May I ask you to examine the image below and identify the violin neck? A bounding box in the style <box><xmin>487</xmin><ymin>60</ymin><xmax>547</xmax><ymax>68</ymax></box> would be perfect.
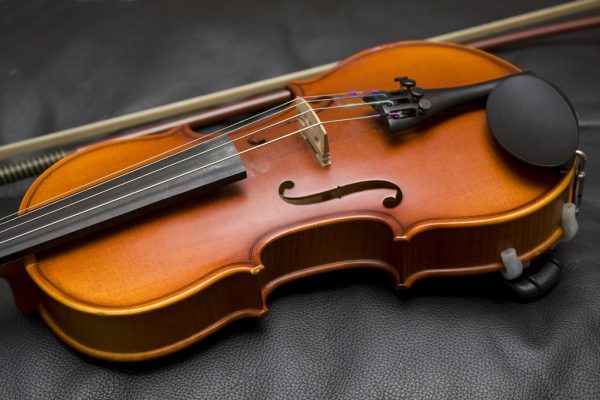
<box><xmin>0</xmin><ymin>136</ymin><xmax>246</xmax><ymax>265</ymax></box>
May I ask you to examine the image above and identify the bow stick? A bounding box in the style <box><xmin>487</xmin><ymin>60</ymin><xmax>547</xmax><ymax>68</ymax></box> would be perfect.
<box><xmin>0</xmin><ymin>0</ymin><xmax>598</xmax><ymax>160</ymax></box>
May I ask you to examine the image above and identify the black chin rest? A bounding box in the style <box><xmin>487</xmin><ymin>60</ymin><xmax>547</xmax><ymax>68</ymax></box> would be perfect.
<box><xmin>486</xmin><ymin>75</ymin><xmax>579</xmax><ymax>168</ymax></box>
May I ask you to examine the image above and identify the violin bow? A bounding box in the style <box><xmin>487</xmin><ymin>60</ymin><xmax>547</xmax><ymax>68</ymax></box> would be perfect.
<box><xmin>0</xmin><ymin>0</ymin><xmax>599</xmax><ymax>160</ymax></box>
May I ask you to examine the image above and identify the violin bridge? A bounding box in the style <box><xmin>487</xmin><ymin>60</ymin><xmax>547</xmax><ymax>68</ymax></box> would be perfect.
<box><xmin>295</xmin><ymin>97</ymin><xmax>331</xmax><ymax>167</ymax></box>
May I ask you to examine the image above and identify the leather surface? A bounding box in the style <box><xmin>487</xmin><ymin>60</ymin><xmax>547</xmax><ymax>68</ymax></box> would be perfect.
<box><xmin>1</xmin><ymin>1</ymin><xmax>599</xmax><ymax>399</ymax></box>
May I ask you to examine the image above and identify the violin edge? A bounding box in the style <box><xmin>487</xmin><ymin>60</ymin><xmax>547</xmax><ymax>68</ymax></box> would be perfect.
<box><xmin>0</xmin><ymin>39</ymin><xmax>581</xmax><ymax>362</ymax></box>
<box><xmin>13</xmin><ymin>168</ymin><xmax>570</xmax><ymax>362</ymax></box>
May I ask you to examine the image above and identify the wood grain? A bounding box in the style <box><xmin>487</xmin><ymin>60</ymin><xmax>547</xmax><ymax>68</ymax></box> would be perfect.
<box><xmin>1</xmin><ymin>41</ymin><xmax>575</xmax><ymax>361</ymax></box>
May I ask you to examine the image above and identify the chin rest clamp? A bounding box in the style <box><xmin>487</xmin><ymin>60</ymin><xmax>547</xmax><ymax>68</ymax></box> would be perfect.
<box><xmin>501</xmin><ymin>252</ymin><xmax>561</xmax><ymax>302</ymax></box>
<box><xmin>499</xmin><ymin>202</ymin><xmax>578</xmax><ymax>302</ymax></box>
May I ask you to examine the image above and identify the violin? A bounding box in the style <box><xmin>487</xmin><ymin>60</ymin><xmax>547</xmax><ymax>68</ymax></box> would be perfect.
<box><xmin>0</xmin><ymin>41</ymin><xmax>585</xmax><ymax>361</ymax></box>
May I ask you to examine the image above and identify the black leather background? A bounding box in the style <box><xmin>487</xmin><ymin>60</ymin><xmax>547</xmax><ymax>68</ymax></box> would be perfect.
<box><xmin>1</xmin><ymin>1</ymin><xmax>599</xmax><ymax>399</ymax></box>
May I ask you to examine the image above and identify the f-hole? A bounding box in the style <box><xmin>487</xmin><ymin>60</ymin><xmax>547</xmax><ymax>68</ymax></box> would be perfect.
<box><xmin>279</xmin><ymin>179</ymin><xmax>402</xmax><ymax>208</ymax></box>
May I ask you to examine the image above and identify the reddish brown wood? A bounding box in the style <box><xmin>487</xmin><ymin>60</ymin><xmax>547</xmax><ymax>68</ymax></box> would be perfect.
<box><xmin>0</xmin><ymin>41</ymin><xmax>576</xmax><ymax>361</ymax></box>
<box><xmin>469</xmin><ymin>15</ymin><xmax>600</xmax><ymax>50</ymax></box>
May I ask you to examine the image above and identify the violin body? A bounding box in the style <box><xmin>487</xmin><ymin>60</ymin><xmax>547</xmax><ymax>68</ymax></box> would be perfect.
<box><xmin>0</xmin><ymin>42</ymin><xmax>575</xmax><ymax>361</ymax></box>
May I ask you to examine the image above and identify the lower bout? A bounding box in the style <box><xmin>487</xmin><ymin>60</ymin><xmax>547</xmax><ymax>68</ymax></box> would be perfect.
<box><xmin>37</xmin><ymin>269</ymin><xmax>266</xmax><ymax>362</ymax></box>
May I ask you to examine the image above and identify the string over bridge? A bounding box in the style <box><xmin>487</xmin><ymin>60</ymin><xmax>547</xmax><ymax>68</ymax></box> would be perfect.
<box><xmin>295</xmin><ymin>97</ymin><xmax>331</xmax><ymax>167</ymax></box>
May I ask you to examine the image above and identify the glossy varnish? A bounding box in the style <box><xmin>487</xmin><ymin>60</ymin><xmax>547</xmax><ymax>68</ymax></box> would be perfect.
<box><xmin>0</xmin><ymin>42</ymin><xmax>573</xmax><ymax>361</ymax></box>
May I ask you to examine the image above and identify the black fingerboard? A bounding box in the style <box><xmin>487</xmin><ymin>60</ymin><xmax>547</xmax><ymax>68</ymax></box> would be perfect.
<box><xmin>0</xmin><ymin>135</ymin><xmax>246</xmax><ymax>264</ymax></box>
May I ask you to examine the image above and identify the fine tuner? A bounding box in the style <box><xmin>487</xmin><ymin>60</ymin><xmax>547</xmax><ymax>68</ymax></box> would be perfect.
<box><xmin>365</xmin><ymin>73</ymin><xmax>579</xmax><ymax>169</ymax></box>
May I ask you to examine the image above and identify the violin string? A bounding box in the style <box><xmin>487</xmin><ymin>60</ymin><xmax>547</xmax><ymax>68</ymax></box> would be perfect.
<box><xmin>0</xmin><ymin>91</ymin><xmax>371</xmax><ymax>223</ymax></box>
<box><xmin>0</xmin><ymin>111</ymin><xmax>390</xmax><ymax>247</ymax></box>
<box><xmin>0</xmin><ymin>90</ymin><xmax>379</xmax><ymax>226</ymax></box>
<box><xmin>0</xmin><ymin>95</ymin><xmax>386</xmax><ymax>235</ymax></box>
<box><xmin>0</xmin><ymin>96</ymin><xmax>391</xmax><ymax>237</ymax></box>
